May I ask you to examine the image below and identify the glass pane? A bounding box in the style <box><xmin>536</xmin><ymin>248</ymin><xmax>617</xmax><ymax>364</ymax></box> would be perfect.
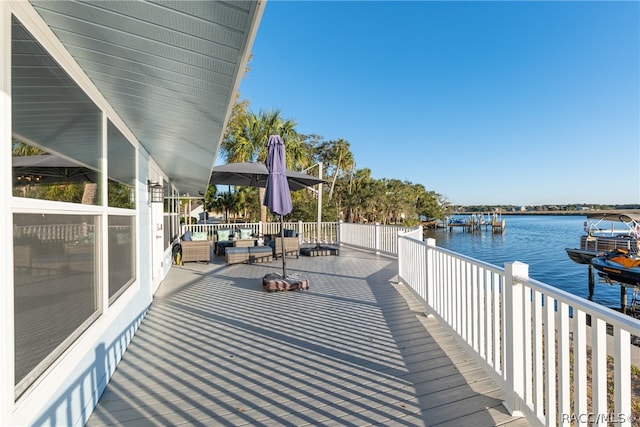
<box><xmin>164</xmin><ymin>215</ymin><xmax>172</xmax><ymax>250</ymax></box>
<box><xmin>107</xmin><ymin>122</ymin><xmax>135</xmax><ymax>208</ymax></box>
<box><xmin>12</xmin><ymin>18</ymin><xmax>102</xmax><ymax>205</ymax></box>
<box><xmin>14</xmin><ymin>214</ymin><xmax>99</xmax><ymax>392</ymax></box>
<box><xmin>108</xmin><ymin>215</ymin><xmax>136</xmax><ymax>302</ymax></box>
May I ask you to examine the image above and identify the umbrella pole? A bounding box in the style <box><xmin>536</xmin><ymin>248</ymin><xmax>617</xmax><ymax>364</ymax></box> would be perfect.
<box><xmin>316</xmin><ymin>162</ymin><xmax>323</xmax><ymax>248</ymax></box>
<box><xmin>280</xmin><ymin>214</ymin><xmax>287</xmax><ymax>278</ymax></box>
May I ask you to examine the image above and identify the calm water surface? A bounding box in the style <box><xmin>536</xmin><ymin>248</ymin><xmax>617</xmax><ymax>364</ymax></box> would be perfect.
<box><xmin>423</xmin><ymin>215</ymin><xmax>629</xmax><ymax>309</ymax></box>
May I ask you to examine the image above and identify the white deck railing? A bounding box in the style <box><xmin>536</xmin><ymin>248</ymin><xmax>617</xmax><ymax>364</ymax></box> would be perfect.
<box><xmin>339</xmin><ymin>221</ymin><xmax>419</xmax><ymax>255</ymax></box>
<box><xmin>182</xmin><ymin>221</ymin><xmax>340</xmax><ymax>244</ymax></box>
<box><xmin>180</xmin><ymin>220</ymin><xmax>640</xmax><ymax>425</ymax></box>
<box><xmin>396</xmin><ymin>231</ymin><xmax>640</xmax><ymax>427</ymax></box>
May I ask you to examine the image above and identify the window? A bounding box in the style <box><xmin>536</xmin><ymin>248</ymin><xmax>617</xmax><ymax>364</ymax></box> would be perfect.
<box><xmin>108</xmin><ymin>215</ymin><xmax>135</xmax><ymax>302</ymax></box>
<box><xmin>107</xmin><ymin>121</ymin><xmax>135</xmax><ymax>209</ymax></box>
<box><xmin>10</xmin><ymin>13</ymin><xmax>144</xmax><ymax>398</ymax></box>
<box><xmin>11</xmin><ymin>17</ymin><xmax>102</xmax><ymax>205</ymax></box>
<box><xmin>164</xmin><ymin>184</ymin><xmax>180</xmax><ymax>249</ymax></box>
<box><xmin>11</xmin><ymin>17</ymin><xmax>104</xmax><ymax>398</ymax></box>
<box><xmin>13</xmin><ymin>214</ymin><xmax>99</xmax><ymax>397</ymax></box>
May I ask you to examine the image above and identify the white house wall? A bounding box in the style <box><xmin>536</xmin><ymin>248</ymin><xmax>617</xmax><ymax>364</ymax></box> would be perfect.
<box><xmin>2</xmin><ymin>2</ymin><xmax>175</xmax><ymax>425</ymax></box>
<box><xmin>1</xmin><ymin>1</ymin><xmax>16</xmax><ymax>425</ymax></box>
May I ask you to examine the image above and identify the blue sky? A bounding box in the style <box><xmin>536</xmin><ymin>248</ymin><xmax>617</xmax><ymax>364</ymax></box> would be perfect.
<box><xmin>237</xmin><ymin>1</ymin><xmax>639</xmax><ymax>206</ymax></box>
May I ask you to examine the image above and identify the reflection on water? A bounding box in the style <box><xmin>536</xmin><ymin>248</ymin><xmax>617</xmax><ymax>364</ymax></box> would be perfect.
<box><xmin>424</xmin><ymin>215</ymin><xmax>628</xmax><ymax>310</ymax></box>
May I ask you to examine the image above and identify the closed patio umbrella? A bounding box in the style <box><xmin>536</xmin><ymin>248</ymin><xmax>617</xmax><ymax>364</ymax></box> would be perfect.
<box><xmin>264</xmin><ymin>135</ymin><xmax>292</xmax><ymax>278</ymax></box>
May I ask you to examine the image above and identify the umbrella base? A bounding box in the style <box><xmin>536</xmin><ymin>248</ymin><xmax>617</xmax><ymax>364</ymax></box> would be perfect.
<box><xmin>263</xmin><ymin>272</ymin><xmax>309</xmax><ymax>292</ymax></box>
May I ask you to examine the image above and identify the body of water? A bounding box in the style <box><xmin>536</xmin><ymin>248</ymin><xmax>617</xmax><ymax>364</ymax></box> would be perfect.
<box><xmin>423</xmin><ymin>215</ymin><xmax>632</xmax><ymax>310</ymax></box>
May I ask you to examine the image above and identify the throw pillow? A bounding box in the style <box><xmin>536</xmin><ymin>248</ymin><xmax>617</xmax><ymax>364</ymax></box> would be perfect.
<box><xmin>191</xmin><ymin>231</ymin><xmax>208</xmax><ymax>241</ymax></box>
<box><xmin>239</xmin><ymin>228</ymin><xmax>252</xmax><ymax>240</ymax></box>
<box><xmin>182</xmin><ymin>230</ymin><xmax>192</xmax><ymax>241</ymax></box>
<box><xmin>216</xmin><ymin>229</ymin><xmax>231</xmax><ymax>242</ymax></box>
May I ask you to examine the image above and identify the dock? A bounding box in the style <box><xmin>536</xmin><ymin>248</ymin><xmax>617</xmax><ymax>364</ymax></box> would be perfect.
<box><xmin>442</xmin><ymin>213</ymin><xmax>506</xmax><ymax>233</ymax></box>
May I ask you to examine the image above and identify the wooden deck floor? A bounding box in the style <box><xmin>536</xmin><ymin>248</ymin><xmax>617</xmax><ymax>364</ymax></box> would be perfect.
<box><xmin>87</xmin><ymin>247</ymin><xmax>530</xmax><ymax>426</ymax></box>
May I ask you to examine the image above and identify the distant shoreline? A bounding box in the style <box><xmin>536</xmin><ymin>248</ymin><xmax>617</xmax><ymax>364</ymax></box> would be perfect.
<box><xmin>457</xmin><ymin>210</ymin><xmax>640</xmax><ymax>216</ymax></box>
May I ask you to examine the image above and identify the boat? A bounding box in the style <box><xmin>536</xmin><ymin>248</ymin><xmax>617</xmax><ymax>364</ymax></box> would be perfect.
<box><xmin>565</xmin><ymin>211</ymin><xmax>640</xmax><ymax>265</ymax></box>
<box><xmin>591</xmin><ymin>249</ymin><xmax>640</xmax><ymax>287</ymax></box>
<box><xmin>566</xmin><ymin>247</ymin><xmax>605</xmax><ymax>265</ymax></box>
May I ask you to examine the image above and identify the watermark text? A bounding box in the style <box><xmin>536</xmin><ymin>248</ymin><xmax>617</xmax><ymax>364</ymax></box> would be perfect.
<box><xmin>561</xmin><ymin>413</ymin><xmax>636</xmax><ymax>424</ymax></box>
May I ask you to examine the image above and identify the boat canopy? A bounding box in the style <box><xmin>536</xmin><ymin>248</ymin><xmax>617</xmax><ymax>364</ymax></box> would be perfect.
<box><xmin>586</xmin><ymin>212</ymin><xmax>640</xmax><ymax>224</ymax></box>
<box><xmin>582</xmin><ymin>212</ymin><xmax>640</xmax><ymax>239</ymax></box>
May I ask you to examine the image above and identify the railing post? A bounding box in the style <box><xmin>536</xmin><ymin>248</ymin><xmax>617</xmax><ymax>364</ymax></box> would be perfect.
<box><xmin>503</xmin><ymin>261</ymin><xmax>528</xmax><ymax>416</ymax></box>
<box><xmin>397</xmin><ymin>232</ymin><xmax>404</xmax><ymax>288</ymax></box>
<box><xmin>374</xmin><ymin>222</ymin><xmax>380</xmax><ymax>254</ymax></box>
<box><xmin>298</xmin><ymin>220</ymin><xmax>303</xmax><ymax>243</ymax></box>
<box><xmin>424</xmin><ymin>238</ymin><xmax>436</xmax><ymax>317</ymax></box>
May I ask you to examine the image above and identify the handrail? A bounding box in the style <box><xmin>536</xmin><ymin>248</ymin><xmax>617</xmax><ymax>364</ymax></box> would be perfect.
<box><xmin>178</xmin><ymin>220</ymin><xmax>640</xmax><ymax>425</ymax></box>
<box><xmin>397</xmin><ymin>233</ymin><xmax>640</xmax><ymax>427</ymax></box>
<box><xmin>339</xmin><ymin>221</ymin><xmax>420</xmax><ymax>255</ymax></box>
<box><xmin>181</xmin><ymin>221</ymin><xmax>340</xmax><ymax>245</ymax></box>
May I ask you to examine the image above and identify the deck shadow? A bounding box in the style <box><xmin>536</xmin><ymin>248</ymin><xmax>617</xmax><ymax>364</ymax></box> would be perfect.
<box><xmin>86</xmin><ymin>247</ymin><xmax>529</xmax><ymax>426</ymax></box>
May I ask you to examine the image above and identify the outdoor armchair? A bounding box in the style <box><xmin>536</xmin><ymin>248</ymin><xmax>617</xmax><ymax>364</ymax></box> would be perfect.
<box><xmin>271</xmin><ymin>237</ymin><xmax>299</xmax><ymax>259</ymax></box>
<box><xmin>267</xmin><ymin>230</ymin><xmax>300</xmax><ymax>259</ymax></box>
<box><xmin>180</xmin><ymin>231</ymin><xmax>211</xmax><ymax>263</ymax></box>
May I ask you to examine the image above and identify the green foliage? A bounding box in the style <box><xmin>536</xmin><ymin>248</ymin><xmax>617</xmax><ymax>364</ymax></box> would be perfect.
<box><xmin>12</xmin><ymin>139</ymin><xmax>45</xmax><ymax>156</ymax></box>
<box><xmin>15</xmin><ymin>183</ymin><xmax>85</xmax><ymax>203</ymax></box>
<box><xmin>203</xmin><ymin>185</ymin><xmax>218</xmax><ymax>212</ymax></box>
<box><xmin>108</xmin><ymin>182</ymin><xmax>134</xmax><ymax>209</ymax></box>
<box><xmin>220</xmin><ymin>106</ymin><xmax>308</xmax><ymax>166</ymax></box>
<box><xmin>218</xmin><ymin>99</ymin><xmax>450</xmax><ymax>224</ymax></box>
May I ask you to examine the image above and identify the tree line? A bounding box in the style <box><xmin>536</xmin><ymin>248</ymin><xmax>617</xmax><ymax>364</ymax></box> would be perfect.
<box><xmin>205</xmin><ymin>100</ymin><xmax>449</xmax><ymax>225</ymax></box>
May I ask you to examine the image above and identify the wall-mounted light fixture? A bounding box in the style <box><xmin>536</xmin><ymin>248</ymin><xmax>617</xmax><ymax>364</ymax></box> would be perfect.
<box><xmin>147</xmin><ymin>180</ymin><xmax>164</xmax><ymax>203</ymax></box>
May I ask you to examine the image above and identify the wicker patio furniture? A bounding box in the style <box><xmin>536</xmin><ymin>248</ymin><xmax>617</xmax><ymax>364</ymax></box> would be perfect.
<box><xmin>271</xmin><ymin>236</ymin><xmax>299</xmax><ymax>259</ymax></box>
<box><xmin>214</xmin><ymin>228</ymin><xmax>233</xmax><ymax>256</ymax></box>
<box><xmin>181</xmin><ymin>240</ymin><xmax>211</xmax><ymax>263</ymax></box>
<box><xmin>180</xmin><ymin>231</ymin><xmax>211</xmax><ymax>263</ymax></box>
<box><xmin>233</xmin><ymin>239</ymin><xmax>255</xmax><ymax>248</ymax></box>
<box><xmin>225</xmin><ymin>246</ymin><xmax>273</xmax><ymax>265</ymax></box>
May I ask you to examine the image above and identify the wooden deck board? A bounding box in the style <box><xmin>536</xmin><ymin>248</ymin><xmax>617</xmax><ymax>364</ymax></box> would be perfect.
<box><xmin>86</xmin><ymin>247</ymin><xmax>529</xmax><ymax>426</ymax></box>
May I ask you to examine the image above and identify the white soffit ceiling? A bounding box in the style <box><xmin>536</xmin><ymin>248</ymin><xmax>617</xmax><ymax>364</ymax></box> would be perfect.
<box><xmin>28</xmin><ymin>0</ymin><xmax>264</xmax><ymax>195</ymax></box>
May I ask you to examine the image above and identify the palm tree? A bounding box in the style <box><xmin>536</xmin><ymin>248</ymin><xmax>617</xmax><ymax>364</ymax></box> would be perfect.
<box><xmin>222</xmin><ymin>108</ymin><xmax>300</xmax><ymax>163</ymax></box>
<box><xmin>220</xmin><ymin>106</ymin><xmax>309</xmax><ymax>224</ymax></box>
<box><xmin>234</xmin><ymin>186</ymin><xmax>259</xmax><ymax>222</ymax></box>
<box><xmin>214</xmin><ymin>191</ymin><xmax>236</xmax><ymax>223</ymax></box>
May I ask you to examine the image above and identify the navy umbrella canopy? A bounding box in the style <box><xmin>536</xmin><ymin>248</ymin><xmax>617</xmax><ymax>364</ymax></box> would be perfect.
<box><xmin>209</xmin><ymin>161</ymin><xmax>323</xmax><ymax>191</ymax></box>
<box><xmin>12</xmin><ymin>154</ymin><xmax>97</xmax><ymax>184</ymax></box>
<box><xmin>209</xmin><ymin>137</ymin><xmax>325</xmax><ymax>278</ymax></box>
